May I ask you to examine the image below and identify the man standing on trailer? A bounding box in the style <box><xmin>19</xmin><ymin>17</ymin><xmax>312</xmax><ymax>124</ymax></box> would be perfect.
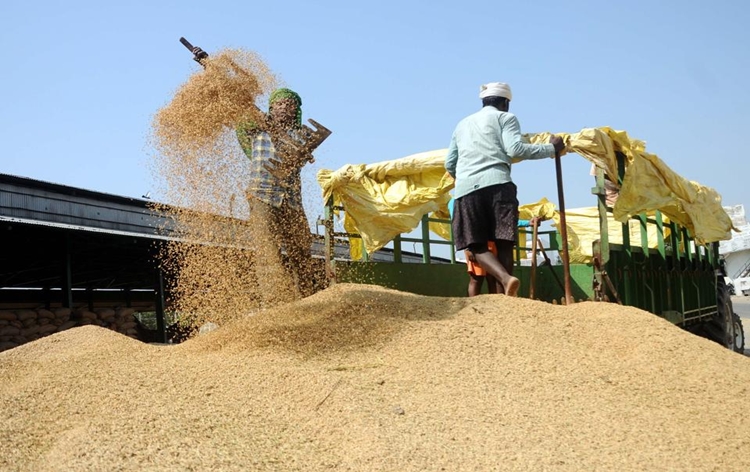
<box><xmin>445</xmin><ymin>82</ymin><xmax>564</xmax><ymax>296</ymax></box>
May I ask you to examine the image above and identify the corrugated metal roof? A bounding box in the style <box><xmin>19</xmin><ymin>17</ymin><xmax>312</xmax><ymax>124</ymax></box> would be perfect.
<box><xmin>0</xmin><ymin>172</ymin><xmax>447</xmax><ymax>263</ymax></box>
<box><xmin>0</xmin><ymin>173</ymin><xmax>152</xmax><ymax>207</ymax></box>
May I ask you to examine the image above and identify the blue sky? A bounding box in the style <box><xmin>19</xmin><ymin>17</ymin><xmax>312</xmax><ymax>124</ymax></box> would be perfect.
<box><xmin>2</xmin><ymin>0</ymin><xmax>749</xmax><ymax>226</ymax></box>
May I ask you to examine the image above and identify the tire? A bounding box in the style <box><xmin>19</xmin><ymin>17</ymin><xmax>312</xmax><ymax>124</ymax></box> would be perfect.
<box><xmin>733</xmin><ymin>313</ymin><xmax>746</xmax><ymax>354</ymax></box>
<box><xmin>701</xmin><ymin>278</ymin><xmax>735</xmax><ymax>350</ymax></box>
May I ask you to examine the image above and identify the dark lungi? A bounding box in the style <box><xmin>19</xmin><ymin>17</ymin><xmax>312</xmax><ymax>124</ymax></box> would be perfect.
<box><xmin>452</xmin><ymin>182</ymin><xmax>519</xmax><ymax>251</ymax></box>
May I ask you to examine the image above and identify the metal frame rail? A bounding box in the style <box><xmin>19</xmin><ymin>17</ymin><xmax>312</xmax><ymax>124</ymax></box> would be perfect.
<box><xmin>592</xmin><ymin>152</ymin><xmax>720</xmax><ymax>325</ymax></box>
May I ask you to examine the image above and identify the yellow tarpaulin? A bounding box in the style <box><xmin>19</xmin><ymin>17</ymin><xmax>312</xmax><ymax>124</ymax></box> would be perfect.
<box><xmin>551</xmin><ymin>207</ymin><xmax>669</xmax><ymax>264</ymax></box>
<box><xmin>527</xmin><ymin>127</ymin><xmax>734</xmax><ymax>244</ymax></box>
<box><xmin>317</xmin><ymin>127</ymin><xmax>733</xmax><ymax>261</ymax></box>
<box><xmin>316</xmin><ymin>150</ymin><xmax>454</xmax><ymax>260</ymax></box>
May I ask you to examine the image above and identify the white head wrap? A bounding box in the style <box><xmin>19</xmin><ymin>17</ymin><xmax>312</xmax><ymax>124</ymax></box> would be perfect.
<box><xmin>479</xmin><ymin>82</ymin><xmax>512</xmax><ymax>101</ymax></box>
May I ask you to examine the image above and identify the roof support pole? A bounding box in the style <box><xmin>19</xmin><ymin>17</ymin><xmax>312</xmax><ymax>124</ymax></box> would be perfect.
<box><xmin>154</xmin><ymin>268</ymin><xmax>167</xmax><ymax>344</ymax></box>
<box><xmin>62</xmin><ymin>233</ymin><xmax>73</xmax><ymax>309</ymax></box>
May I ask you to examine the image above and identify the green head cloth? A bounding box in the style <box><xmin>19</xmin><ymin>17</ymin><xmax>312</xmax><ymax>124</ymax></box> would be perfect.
<box><xmin>269</xmin><ymin>88</ymin><xmax>302</xmax><ymax>126</ymax></box>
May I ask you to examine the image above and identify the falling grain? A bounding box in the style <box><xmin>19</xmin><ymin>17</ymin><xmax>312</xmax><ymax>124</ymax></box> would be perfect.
<box><xmin>149</xmin><ymin>48</ymin><xmax>310</xmax><ymax>328</ymax></box>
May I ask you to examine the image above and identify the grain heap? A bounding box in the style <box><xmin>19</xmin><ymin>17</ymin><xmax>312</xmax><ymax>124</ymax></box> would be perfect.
<box><xmin>151</xmin><ymin>49</ymin><xmax>294</xmax><ymax>327</ymax></box>
<box><xmin>0</xmin><ymin>307</ymin><xmax>139</xmax><ymax>352</ymax></box>
<box><xmin>2</xmin><ymin>283</ymin><xmax>750</xmax><ymax>471</ymax></box>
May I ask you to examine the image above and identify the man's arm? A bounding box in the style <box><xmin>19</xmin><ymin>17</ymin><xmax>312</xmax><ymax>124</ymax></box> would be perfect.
<box><xmin>445</xmin><ymin>132</ymin><xmax>459</xmax><ymax>177</ymax></box>
<box><xmin>500</xmin><ymin>114</ymin><xmax>556</xmax><ymax>161</ymax></box>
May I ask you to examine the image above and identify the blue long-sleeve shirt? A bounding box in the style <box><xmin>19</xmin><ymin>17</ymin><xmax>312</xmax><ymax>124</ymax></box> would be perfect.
<box><xmin>445</xmin><ymin>106</ymin><xmax>555</xmax><ymax>199</ymax></box>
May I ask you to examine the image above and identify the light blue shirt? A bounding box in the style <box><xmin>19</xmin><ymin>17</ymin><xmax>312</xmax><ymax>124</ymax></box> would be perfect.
<box><xmin>445</xmin><ymin>106</ymin><xmax>555</xmax><ymax>199</ymax></box>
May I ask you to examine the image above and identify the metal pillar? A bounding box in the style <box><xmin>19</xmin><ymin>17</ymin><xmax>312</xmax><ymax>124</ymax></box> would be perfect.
<box><xmin>62</xmin><ymin>233</ymin><xmax>73</xmax><ymax>309</ymax></box>
<box><xmin>592</xmin><ymin>166</ymin><xmax>611</xmax><ymax>302</ymax></box>
<box><xmin>593</xmin><ymin>167</ymin><xmax>610</xmax><ymax>262</ymax></box>
<box><xmin>43</xmin><ymin>284</ymin><xmax>51</xmax><ymax>310</ymax></box>
<box><xmin>154</xmin><ymin>268</ymin><xmax>167</xmax><ymax>344</ymax></box>
<box><xmin>87</xmin><ymin>286</ymin><xmax>94</xmax><ymax>312</ymax></box>
<box><xmin>323</xmin><ymin>198</ymin><xmax>336</xmax><ymax>284</ymax></box>
<box><xmin>420</xmin><ymin>215</ymin><xmax>432</xmax><ymax>264</ymax></box>
<box><xmin>393</xmin><ymin>235</ymin><xmax>403</xmax><ymax>263</ymax></box>
<box><xmin>616</xmin><ymin>152</ymin><xmax>632</xmax><ymax>305</ymax></box>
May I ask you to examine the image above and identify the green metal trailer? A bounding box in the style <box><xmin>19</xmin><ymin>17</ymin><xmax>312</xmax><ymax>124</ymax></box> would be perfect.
<box><xmin>321</xmin><ymin>152</ymin><xmax>745</xmax><ymax>353</ymax></box>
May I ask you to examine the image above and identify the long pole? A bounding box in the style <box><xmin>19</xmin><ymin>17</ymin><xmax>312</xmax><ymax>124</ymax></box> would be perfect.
<box><xmin>554</xmin><ymin>154</ymin><xmax>574</xmax><ymax>305</ymax></box>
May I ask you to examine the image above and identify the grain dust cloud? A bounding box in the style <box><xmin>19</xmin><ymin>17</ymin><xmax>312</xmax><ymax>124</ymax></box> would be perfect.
<box><xmin>149</xmin><ymin>48</ymin><xmax>315</xmax><ymax>329</ymax></box>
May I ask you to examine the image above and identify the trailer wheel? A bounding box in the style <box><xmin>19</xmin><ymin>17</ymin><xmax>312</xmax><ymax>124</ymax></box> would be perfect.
<box><xmin>733</xmin><ymin>313</ymin><xmax>745</xmax><ymax>354</ymax></box>
<box><xmin>719</xmin><ymin>278</ymin><xmax>736</xmax><ymax>349</ymax></box>
<box><xmin>701</xmin><ymin>278</ymin><xmax>736</xmax><ymax>350</ymax></box>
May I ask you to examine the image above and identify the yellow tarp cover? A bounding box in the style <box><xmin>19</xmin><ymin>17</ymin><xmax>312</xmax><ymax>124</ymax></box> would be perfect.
<box><xmin>317</xmin><ymin>127</ymin><xmax>733</xmax><ymax>260</ymax></box>
<box><xmin>527</xmin><ymin>127</ymin><xmax>734</xmax><ymax>244</ymax></box>
<box><xmin>552</xmin><ymin>207</ymin><xmax>669</xmax><ymax>264</ymax></box>
<box><xmin>316</xmin><ymin>150</ymin><xmax>454</xmax><ymax>260</ymax></box>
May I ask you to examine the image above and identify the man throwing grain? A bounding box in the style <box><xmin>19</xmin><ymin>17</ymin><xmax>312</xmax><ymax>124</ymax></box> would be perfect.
<box><xmin>237</xmin><ymin>88</ymin><xmax>316</xmax><ymax>303</ymax></box>
<box><xmin>445</xmin><ymin>82</ymin><xmax>564</xmax><ymax>297</ymax></box>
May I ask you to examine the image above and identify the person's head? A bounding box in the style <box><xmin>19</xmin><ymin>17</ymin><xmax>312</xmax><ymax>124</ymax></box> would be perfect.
<box><xmin>268</xmin><ymin>88</ymin><xmax>302</xmax><ymax>127</ymax></box>
<box><xmin>479</xmin><ymin>82</ymin><xmax>512</xmax><ymax>112</ymax></box>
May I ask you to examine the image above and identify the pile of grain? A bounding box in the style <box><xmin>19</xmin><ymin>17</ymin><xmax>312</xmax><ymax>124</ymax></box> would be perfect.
<box><xmin>0</xmin><ymin>307</ymin><xmax>138</xmax><ymax>353</ymax></box>
<box><xmin>150</xmin><ymin>49</ymin><xmax>295</xmax><ymax>327</ymax></box>
<box><xmin>2</xmin><ymin>284</ymin><xmax>750</xmax><ymax>471</ymax></box>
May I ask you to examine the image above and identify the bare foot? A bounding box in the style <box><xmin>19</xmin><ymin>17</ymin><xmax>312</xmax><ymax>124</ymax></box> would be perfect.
<box><xmin>505</xmin><ymin>277</ymin><xmax>520</xmax><ymax>297</ymax></box>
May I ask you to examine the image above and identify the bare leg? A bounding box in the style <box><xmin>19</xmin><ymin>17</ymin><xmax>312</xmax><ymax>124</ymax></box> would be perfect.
<box><xmin>471</xmin><ymin>243</ymin><xmax>520</xmax><ymax>297</ymax></box>
<box><xmin>495</xmin><ymin>239</ymin><xmax>515</xmax><ymax>277</ymax></box>
<box><xmin>495</xmin><ymin>239</ymin><xmax>519</xmax><ymax>296</ymax></box>
<box><xmin>486</xmin><ymin>275</ymin><xmax>501</xmax><ymax>294</ymax></box>
<box><xmin>467</xmin><ymin>274</ymin><xmax>485</xmax><ymax>297</ymax></box>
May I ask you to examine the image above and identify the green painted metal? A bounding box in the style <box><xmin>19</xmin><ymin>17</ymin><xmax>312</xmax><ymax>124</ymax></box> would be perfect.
<box><xmin>593</xmin><ymin>167</ymin><xmax>610</xmax><ymax>264</ymax></box>
<box><xmin>639</xmin><ymin>213</ymin><xmax>649</xmax><ymax>258</ymax></box>
<box><xmin>335</xmin><ymin>261</ymin><xmax>467</xmax><ymax>297</ymax></box>
<box><xmin>393</xmin><ymin>234</ymin><xmax>402</xmax><ymax>263</ymax></box>
<box><xmin>591</xmin><ymin>167</ymin><xmax>611</xmax><ymax>302</ymax></box>
<box><xmin>596</xmin><ymin>188</ymin><xmax>720</xmax><ymax>325</ymax></box>
<box><xmin>615</xmin><ymin>153</ymin><xmax>633</xmax><ymax>306</ymax></box>
<box><xmin>334</xmin><ymin>260</ymin><xmax>594</xmax><ymax>301</ymax></box>
<box><xmin>322</xmin><ymin>198</ymin><xmax>336</xmax><ymax>282</ymax></box>
<box><xmin>655</xmin><ymin>211</ymin><xmax>666</xmax><ymax>259</ymax></box>
<box><xmin>420</xmin><ymin>214</ymin><xmax>431</xmax><ymax>264</ymax></box>
<box><xmin>448</xmin><ymin>217</ymin><xmax>456</xmax><ymax>263</ymax></box>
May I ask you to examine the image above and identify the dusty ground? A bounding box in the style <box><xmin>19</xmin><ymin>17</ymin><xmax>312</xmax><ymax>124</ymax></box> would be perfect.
<box><xmin>2</xmin><ymin>283</ymin><xmax>750</xmax><ymax>471</ymax></box>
